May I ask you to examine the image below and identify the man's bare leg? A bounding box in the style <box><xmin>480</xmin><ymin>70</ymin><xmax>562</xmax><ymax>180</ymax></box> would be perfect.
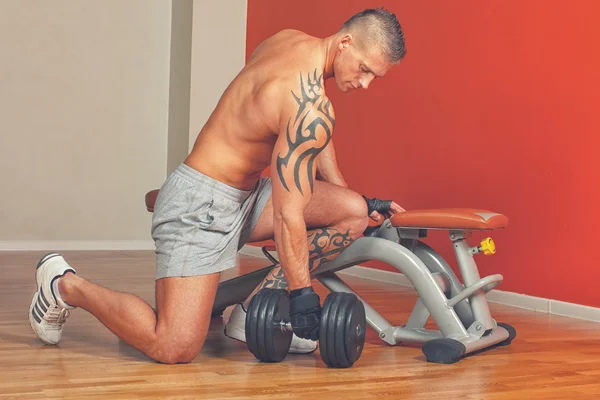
<box><xmin>57</xmin><ymin>270</ymin><xmax>220</xmax><ymax>364</ymax></box>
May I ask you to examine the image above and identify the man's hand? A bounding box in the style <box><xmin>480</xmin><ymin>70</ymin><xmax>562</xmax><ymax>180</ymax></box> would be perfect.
<box><xmin>363</xmin><ymin>196</ymin><xmax>405</xmax><ymax>222</ymax></box>
<box><xmin>289</xmin><ymin>287</ymin><xmax>321</xmax><ymax>340</ymax></box>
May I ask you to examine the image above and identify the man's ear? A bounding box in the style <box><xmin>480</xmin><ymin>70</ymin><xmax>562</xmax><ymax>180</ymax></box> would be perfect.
<box><xmin>338</xmin><ymin>33</ymin><xmax>353</xmax><ymax>52</ymax></box>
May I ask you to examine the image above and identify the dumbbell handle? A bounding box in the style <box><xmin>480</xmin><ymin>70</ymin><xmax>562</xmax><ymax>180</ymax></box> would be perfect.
<box><xmin>279</xmin><ymin>320</ymin><xmax>293</xmax><ymax>332</ymax></box>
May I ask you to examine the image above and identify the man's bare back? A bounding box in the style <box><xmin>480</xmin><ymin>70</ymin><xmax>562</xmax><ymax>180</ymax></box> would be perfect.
<box><xmin>185</xmin><ymin>30</ymin><xmax>331</xmax><ymax>191</ymax></box>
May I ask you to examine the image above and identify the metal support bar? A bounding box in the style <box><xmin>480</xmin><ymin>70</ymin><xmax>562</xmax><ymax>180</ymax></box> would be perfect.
<box><xmin>452</xmin><ymin>233</ymin><xmax>496</xmax><ymax>331</ymax></box>
<box><xmin>446</xmin><ymin>274</ymin><xmax>503</xmax><ymax>308</ymax></box>
<box><xmin>406</xmin><ymin>272</ymin><xmax>450</xmax><ymax>328</ymax></box>
<box><xmin>393</xmin><ymin>327</ymin><xmax>443</xmax><ymax>344</ymax></box>
<box><xmin>412</xmin><ymin>240</ymin><xmax>475</xmax><ymax>327</ymax></box>
<box><xmin>459</xmin><ymin>325</ymin><xmax>510</xmax><ymax>354</ymax></box>
<box><xmin>314</xmin><ymin>237</ymin><xmax>469</xmax><ymax>339</ymax></box>
<box><xmin>406</xmin><ymin>298</ymin><xmax>429</xmax><ymax>329</ymax></box>
<box><xmin>317</xmin><ymin>271</ymin><xmax>396</xmax><ymax>344</ymax></box>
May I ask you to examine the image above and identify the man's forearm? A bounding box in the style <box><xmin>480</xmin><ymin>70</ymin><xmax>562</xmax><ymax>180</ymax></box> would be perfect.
<box><xmin>273</xmin><ymin>212</ymin><xmax>311</xmax><ymax>290</ymax></box>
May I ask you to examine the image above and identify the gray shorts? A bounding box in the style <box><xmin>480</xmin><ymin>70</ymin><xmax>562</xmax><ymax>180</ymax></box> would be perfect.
<box><xmin>151</xmin><ymin>163</ymin><xmax>272</xmax><ymax>279</ymax></box>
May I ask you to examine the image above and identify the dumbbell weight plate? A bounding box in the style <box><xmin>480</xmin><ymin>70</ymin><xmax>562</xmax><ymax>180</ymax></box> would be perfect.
<box><xmin>319</xmin><ymin>292</ymin><xmax>366</xmax><ymax>368</ymax></box>
<box><xmin>320</xmin><ymin>291</ymin><xmax>344</xmax><ymax>367</ymax></box>
<box><xmin>245</xmin><ymin>288</ymin><xmax>293</xmax><ymax>363</ymax></box>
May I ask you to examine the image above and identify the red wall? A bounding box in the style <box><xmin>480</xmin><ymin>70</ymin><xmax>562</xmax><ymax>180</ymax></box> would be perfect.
<box><xmin>246</xmin><ymin>1</ymin><xmax>600</xmax><ymax>308</ymax></box>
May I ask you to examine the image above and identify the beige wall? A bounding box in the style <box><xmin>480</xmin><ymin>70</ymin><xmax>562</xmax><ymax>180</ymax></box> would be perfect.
<box><xmin>0</xmin><ymin>0</ymin><xmax>249</xmax><ymax>249</ymax></box>
<box><xmin>188</xmin><ymin>1</ymin><xmax>248</xmax><ymax>150</ymax></box>
<box><xmin>0</xmin><ymin>1</ymin><xmax>171</xmax><ymax>244</ymax></box>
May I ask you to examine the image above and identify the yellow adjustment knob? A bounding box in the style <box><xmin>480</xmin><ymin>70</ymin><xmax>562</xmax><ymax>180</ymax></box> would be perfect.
<box><xmin>480</xmin><ymin>237</ymin><xmax>496</xmax><ymax>255</ymax></box>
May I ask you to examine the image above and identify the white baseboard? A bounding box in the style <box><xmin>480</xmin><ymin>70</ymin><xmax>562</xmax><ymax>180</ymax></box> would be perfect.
<box><xmin>0</xmin><ymin>240</ymin><xmax>155</xmax><ymax>251</ymax></box>
<box><xmin>485</xmin><ymin>289</ymin><xmax>550</xmax><ymax>313</ymax></box>
<box><xmin>239</xmin><ymin>245</ymin><xmax>600</xmax><ymax>324</ymax></box>
<box><xmin>549</xmin><ymin>300</ymin><xmax>600</xmax><ymax>323</ymax></box>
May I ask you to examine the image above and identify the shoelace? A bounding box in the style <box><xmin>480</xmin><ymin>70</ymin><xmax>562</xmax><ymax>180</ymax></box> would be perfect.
<box><xmin>43</xmin><ymin>305</ymin><xmax>70</xmax><ymax>329</ymax></box>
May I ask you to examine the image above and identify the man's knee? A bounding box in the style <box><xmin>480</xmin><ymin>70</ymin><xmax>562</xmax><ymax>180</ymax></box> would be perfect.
<box><xmin>341</xmin><ymin>191</ymin><xmax>369</xmax><ymax>238</ymax></box>
<box><xmin>150</xmin><ymin>332</ymin><xmax>206</xmax><ymax>364</ymax></box>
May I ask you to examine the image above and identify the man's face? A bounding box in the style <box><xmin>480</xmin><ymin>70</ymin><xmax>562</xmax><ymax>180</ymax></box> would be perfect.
<box><xmin>333</xmin><ymin>34</ymin><xmax>392</xmax><ymax>92</ymax></box>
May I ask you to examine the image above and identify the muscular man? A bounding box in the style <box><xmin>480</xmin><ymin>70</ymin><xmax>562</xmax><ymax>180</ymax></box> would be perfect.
<box><xmin>29</xmin><ymin>8</ymin><xmax>406</xmax><ymax>363</ymax></box>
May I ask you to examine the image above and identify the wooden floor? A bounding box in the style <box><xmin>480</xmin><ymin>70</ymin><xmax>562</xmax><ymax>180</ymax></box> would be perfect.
<box><xmin>1</xmin><ymin>251</ymin><xmax>600</xmax><ymax>399</ymax></box>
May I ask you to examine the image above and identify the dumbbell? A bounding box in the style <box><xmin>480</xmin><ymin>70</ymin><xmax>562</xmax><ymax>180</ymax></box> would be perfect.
<box><xmin>245</xmin><ymin>288</ymin><xmax>366</xmax><ymax>368</ymax></box>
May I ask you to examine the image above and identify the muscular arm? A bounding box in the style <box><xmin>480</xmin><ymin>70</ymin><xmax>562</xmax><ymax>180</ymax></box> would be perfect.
<box><xmin>315</xmin><ymin>138</ymin><xmax>348</xmax><ymax>188</ymax></box>
<box><xmin>272</xmin><ymin>69</ymin><xmax>334</xmax><ymax>290</ymax></box>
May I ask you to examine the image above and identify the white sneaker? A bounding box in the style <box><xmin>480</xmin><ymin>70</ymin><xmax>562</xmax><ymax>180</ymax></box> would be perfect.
<box><xmin>29</xmin><ymin>253</ymin><xmax>76</xmax><ymax>345</ymax></box>
<box><xmin>224</xmin><ymin>303</ymin><xmax>318</xmax><ymax>354</ymax></box>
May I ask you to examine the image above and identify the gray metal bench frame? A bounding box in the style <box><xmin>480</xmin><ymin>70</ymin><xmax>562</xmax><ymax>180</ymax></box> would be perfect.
<box><xmin>212</xmin><ymin>220</ymin><xmax>510</xmax><ymax>361</ymax></box>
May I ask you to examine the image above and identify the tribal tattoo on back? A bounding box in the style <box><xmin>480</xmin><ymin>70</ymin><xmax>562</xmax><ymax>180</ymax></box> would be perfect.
<box><xmin>276</xmin><ymin>69</ymin><xmax>335</xmax><ymax>195</ymax></box>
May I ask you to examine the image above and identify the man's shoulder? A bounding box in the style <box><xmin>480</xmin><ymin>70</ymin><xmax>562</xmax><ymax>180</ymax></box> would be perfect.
<box><xmin>261</xmin><ymin>29</ymin><xmax>320</xmax><ymax>56</ymax></box>
<box><xmin>247</xmin><ymin>29</ymin><xmax>329</xmax><ymax>110</ymax></box>
<box><xmin>254</xmin><ymin>29</ymin><xmax>308</xmax><ymax>53</ymax></box>
<box><xmin>288</xmin><ymin>68</ymin><xmax>331</xmax><ymax>103</ymax></box>
<box><xmin>256</xmin><ymin>67</ymin><xmax>328</xmax><ymax>104</ymax></box>
<box><xmin>279</xmin><ymin>69</ymin><xmax>333</xmax><ymax>124</ymax></box>
<box><xmin>271</xmin><ymin>29</ymin><xmax>311</xmax><ymax>40</ymax></box>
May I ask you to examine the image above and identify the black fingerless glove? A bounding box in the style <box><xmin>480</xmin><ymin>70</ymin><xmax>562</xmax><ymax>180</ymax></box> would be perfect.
<box><xmin>362</xmin><ymin>195</ymin><xmax>392</xmax><ymax>215</ymax></box>
<box><xmin>289</xmin><ymin>287</ymin><xmax>321</xmax><ymax>341</ymax></box>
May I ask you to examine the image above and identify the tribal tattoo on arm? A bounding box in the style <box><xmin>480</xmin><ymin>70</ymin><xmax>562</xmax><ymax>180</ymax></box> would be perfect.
<box><xmin>260</xmin><ymin>228</ymin><xmax>354</xmax><ymax>289</ymax></box>
<box><xmin>261</xmin><ymin>266</ymin><xmax>288</xmax><ymax>290</ymax></box>
<box><xmin>276</xmin><ymin>69</ymin><xmax>335</xmax><ymax>195</ymax></box>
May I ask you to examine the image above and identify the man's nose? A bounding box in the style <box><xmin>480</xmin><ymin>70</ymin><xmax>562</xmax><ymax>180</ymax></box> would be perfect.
<box><xmin>359</xmin><ymin>75</ymin><xmax>375</xmax><ymax>89</ymax></box>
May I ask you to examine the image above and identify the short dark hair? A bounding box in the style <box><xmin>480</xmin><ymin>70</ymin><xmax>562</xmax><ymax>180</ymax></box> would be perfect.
<box><xmin>340</xmin><ymin>7</ymin><xmax>406</xmax><ymax>64</ymax></box>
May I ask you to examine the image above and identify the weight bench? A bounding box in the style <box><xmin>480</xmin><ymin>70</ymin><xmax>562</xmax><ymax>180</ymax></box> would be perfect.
<box><xmin>145</xmin><ymin>189</ymin><xmax>516</xmax><ymax>364</ymax></box>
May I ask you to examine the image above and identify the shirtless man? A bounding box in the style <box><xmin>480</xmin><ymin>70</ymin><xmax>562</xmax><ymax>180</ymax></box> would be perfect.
<box><xmin>29</xmin><ymin>8</ymin><xmax>407</xmax><ymax>363</ymax></box>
